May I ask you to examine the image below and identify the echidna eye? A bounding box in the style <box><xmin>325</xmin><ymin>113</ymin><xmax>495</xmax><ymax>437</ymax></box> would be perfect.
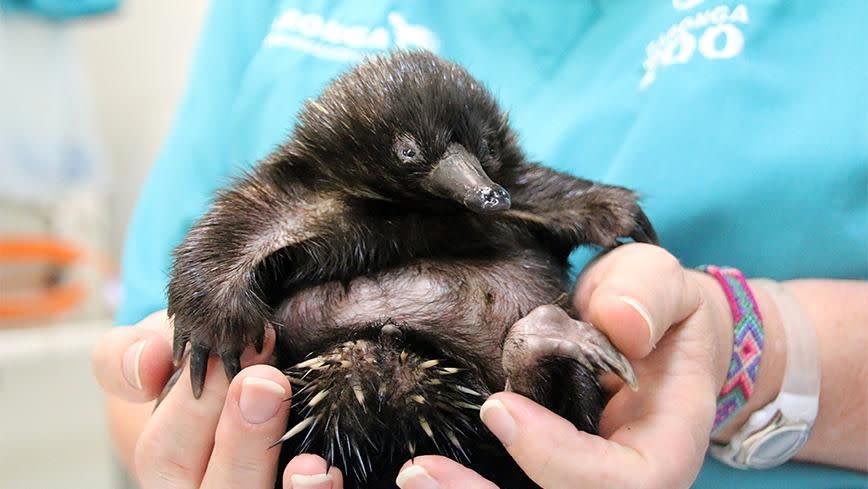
<box><xmin>394</xmin><ymin>136</ymin><xmax>420</xmax><ymax>163</ymax></box>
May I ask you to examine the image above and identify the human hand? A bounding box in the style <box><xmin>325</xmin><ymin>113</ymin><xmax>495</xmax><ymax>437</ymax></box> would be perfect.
<box><xmin>91</xmin><ymin>310</ymin><xmax>346</xmax><ymax>488</ymax></box>
<box><xmin>388</xmin><ymin>243</ymin><xmax>735</xmax><ymax>489</ymax></box>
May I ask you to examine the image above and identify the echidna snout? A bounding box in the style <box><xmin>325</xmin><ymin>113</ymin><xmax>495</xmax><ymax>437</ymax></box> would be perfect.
<box><xmin>279</xmin><ymin>322</ymin><xmax>490</xmax><ymax>483</ymax></box>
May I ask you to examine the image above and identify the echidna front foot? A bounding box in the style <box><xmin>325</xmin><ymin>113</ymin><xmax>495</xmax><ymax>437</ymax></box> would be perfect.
<box><xmin>502</xmin><ymin>304</ymin><xmax>637</xmax><ymax>403</ymax></box>
<box><xmin>170</xmin><ymin>313</ymin><xmax>266</xmax><ymax>398</ymax></box>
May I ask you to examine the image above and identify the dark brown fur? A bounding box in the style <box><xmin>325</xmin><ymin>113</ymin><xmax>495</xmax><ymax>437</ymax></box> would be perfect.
<box><xmin>166</xmin><ymin>51</ymin><xmax>656</xmax><ymax>488</ymax></box>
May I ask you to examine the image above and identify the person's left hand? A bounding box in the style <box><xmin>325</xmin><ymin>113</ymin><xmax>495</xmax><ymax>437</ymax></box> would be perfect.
<box><xmin>387</xmin><ymin>243</ymin><xmax>735</xmax><ymax>489</ymax></box>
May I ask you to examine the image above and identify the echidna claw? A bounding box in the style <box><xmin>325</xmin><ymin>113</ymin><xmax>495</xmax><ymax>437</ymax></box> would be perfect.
<box><xmin>171</xmin><ymin>332</ymin><xmax>187</xmax><ymax>367</ymax></box>
<box><xmin>220</xmin><ymin>351</ymin><xmax>241</xmax><ymax>380</ymax></box>
<box><xmin>252</xmin><ymin>328</ymin><xmax>265</xmax><ymax>354</ymax></box>
<box><xmin>190</xmin><ymin>343</ymin><xmax>211</xmax><ymax>399</ymax></box>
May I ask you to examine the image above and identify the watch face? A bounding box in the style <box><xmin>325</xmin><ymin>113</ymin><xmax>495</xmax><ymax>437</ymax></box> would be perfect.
<box><xmin>746</xmin><ymin>426</ymin><xmax>811</xmax><ymax>469</ymax></box>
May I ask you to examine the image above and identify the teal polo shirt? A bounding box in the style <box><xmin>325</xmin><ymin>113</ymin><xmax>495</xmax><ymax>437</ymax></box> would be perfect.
<box><xmin>118</xmin><ymin>1</ymin><xmax>868</xmax><ymax>487</ymax></box>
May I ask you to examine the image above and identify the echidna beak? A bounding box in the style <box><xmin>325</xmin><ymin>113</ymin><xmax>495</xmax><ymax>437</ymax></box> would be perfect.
<box><xmin>424</xmin><ymin>143</ymin><xmax>511</xmax><ymax>213</ymax></box>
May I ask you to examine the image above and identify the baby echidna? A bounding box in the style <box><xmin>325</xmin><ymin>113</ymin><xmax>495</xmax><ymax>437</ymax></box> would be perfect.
<box><xmin>165</xmin><ymin>51</ymin><xmax>656</xmax><ymax>488</ymax></box>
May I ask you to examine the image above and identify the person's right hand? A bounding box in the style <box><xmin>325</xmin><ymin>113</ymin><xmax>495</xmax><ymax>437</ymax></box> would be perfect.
<box><xmin>91</xmin><ymin>310</ymin><xmax>344</xmax><ymax>488</ymax></box>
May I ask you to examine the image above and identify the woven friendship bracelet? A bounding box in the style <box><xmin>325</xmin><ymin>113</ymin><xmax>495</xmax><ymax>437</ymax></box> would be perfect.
<box><xmin>698</xmin><ymin>265</ymin><xmax>765</xmax><ymax>434</ymax></box>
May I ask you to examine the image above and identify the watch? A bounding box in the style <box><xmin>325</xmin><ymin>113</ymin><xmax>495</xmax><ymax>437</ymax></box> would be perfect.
<box><xmin>709</xmin><ymin>279</ymin><xmax>821</xmax><ymax>469</ymax></box>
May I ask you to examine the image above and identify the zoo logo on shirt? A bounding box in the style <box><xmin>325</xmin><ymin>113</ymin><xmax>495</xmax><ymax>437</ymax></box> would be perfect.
<box><xmin>640</xmin><ymin>1</ymin><xmax>750</xmax><ymax>90</ymax></box>
<box><xmin>265</xmin><ymin>8</ymin><xmax>440</xmax><ymax>62</ymax></box>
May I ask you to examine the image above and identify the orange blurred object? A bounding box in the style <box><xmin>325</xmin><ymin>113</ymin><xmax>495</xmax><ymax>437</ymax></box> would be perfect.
<box><xmin>0</xmin><ymin>237</ymin><xmax>113</xmax><ymax>320</ymax></box>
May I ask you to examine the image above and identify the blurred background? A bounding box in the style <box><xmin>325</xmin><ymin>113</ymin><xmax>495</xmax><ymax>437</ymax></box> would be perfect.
<box><xmin>1</xmin><ymin>1</ymin><xmax>206</xmax><ymax>487</ymax></box>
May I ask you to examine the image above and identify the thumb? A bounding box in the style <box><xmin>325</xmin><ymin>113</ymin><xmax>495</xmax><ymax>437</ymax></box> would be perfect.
<box><xmin>91</xmin><ymin>310</ymin><xmax>174</xmax><ymax>402</ymax></box>
<box><xmin>480</xmin><ymin>392</ymin><xmax>643</xmax><ymax>488</ymax></box>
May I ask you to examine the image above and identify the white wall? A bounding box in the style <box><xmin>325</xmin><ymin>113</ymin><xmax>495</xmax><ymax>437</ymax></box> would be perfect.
<box><xmin>71</xmin><ymin>0</ymin><xmax>209</xmax><ymax>256</ymax></box>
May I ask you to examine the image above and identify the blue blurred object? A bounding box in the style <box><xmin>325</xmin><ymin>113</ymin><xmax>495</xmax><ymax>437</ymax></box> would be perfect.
<box><xmin>0</xmin><ymin>0</ymin><xmax>118</xmax><ymax>19</ymax></box>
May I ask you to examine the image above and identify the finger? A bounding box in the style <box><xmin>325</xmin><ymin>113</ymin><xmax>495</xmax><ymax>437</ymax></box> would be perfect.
<box><xmin>191</xmin><ymin>327</ymin><xmax>278</xmax><ymax>398</ymax></box>
<box><xmin>134</xmin><ymin>350</ymin><xmax>228</xmax><ymax>489</ymax></box>
<box><xmin>574</xmin><ymin>243</ymin><xmax>702</xmax><ymax>358</ymax></box>
<box><xmin>134</xmin><ymin>328</ymin><xmax>279</xmax><ymax>489</ymax></box>
<box><xmin>92</xmin><ymin>310</ymin><xmax>174</xmax><ymax>402</ymax></box>
<box><xmin>598</xmin><ymin>321</ymin><xmax>717</xmax><ymax>485</ymax></box>
<box><xmin>481</xmin><ymin>392</ymin><xmax>643</xmax><ymax>488</ymax></box>
<box><xmin>396</xmin><ymin>456</ymin><xmax>498</xmax><ymax>489</ymax></box>
<box><xmin>201</xmin><ymin>365</ymin><xmax>292</xmax><ymax>488</ymax></box>
<box><xmin>283</xmin><ymin>454</ymin><xmax>344</xmax><ymax>489</ymax></box>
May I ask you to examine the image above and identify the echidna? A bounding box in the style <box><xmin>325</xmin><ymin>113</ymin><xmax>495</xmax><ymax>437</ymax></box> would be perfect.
<box><xmin>165</xmin><ymin>50</ymin><xmax>656</xmax><ymax>488</ymax></box>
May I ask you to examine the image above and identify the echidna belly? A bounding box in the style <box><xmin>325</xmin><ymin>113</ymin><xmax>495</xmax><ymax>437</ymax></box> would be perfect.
<box><xmin>272</xmin><ymin>251</ymin><xmax>570</xmax><ymax>488</ymax></box>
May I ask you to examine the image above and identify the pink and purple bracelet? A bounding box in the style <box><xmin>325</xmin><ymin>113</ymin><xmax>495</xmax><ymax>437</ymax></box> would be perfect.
<box><xmin>699</xmin><ymin>265</ymin><xmax>765</xmax><ymax>434</ymax></box>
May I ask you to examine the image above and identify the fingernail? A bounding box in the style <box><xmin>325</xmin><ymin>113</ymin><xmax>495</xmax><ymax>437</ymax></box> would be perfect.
<box><xmin>618</xmin><ymin>295</ymin><xmax>656</xmax><ymax>348</ymax></box>
<box><xmin>290</xmin><ymin>473</ymin><xmax>333</xmax><ymax>489</ymax></box>
<box><xmin>396</xmin><ymin>465</ymin><xmax>439</xmax><ymax>489</ymax></box>
<box><xmin>480</xmin><ymin>399</ymin><xmax>517</xmax><ymax>446</ymax></box>
<box><xmin>122</xmin><ymin>340</ymin><xmax>146</xmax><ymax>390</ymax></box>
<box><xmin>239</xmin><ymin>377</ymin><xmax>285</xmax><ymax>424</ymax></box>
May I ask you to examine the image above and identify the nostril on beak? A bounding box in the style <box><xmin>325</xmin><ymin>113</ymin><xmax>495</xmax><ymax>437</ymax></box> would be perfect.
<box><xmin>476</xmin><ymin>185</ymin><xmax>511</xmax><ymax>212</ymax></box>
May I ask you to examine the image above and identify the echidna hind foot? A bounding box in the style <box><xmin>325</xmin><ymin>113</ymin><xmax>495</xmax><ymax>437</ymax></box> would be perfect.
<box><xmin>278</xmin><ymin>323</ymin><xmax>490</xmax><ymax>483</ymax></box>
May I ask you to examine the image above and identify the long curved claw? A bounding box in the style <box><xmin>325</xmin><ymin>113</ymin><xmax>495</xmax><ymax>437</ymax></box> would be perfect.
<box><xmin>190</xmin><ymin>343</ymin><xmax>211</xmax><ymax>399</ymax></box>
<box><xmin>172</xmin><ymin>332</ymin><xmax>187</xmax><ymax>367</ymax></box>
<box><xmin>253</xmin><ymin>329</ymin><xmax>266</xmax><ymax>354</ymax></box>
<box><xmin>630</xmin><ymin>208</ymin><xmax>658</xmax><ymax>245</ymax></box>
<box><xmin>503</xmin><ymin>305</ymin><xmax>637</xmax><ymax>394</ymax></box>
<box><xmin>221</xmin><ymin>351</ymin><xmax>242</xmax><ymax>380</ymax></box>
